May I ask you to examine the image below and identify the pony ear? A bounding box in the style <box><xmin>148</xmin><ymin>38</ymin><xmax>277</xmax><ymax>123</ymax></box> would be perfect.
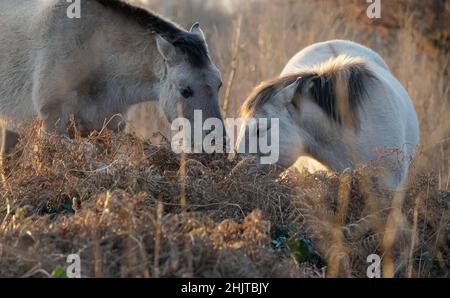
<box><xmin>280</xmin><ymin>77</ymin><xmax>302</xmax><ymax>106</ymax></box>
<box><xmin>190</xmin><ymin>23</ymin><xmax>206</xmax><ymax>40</ymax></box>
<box><xmin>155</xmin><ymin>34</ymin><xmax>178</xmax><ymax>63</ymax></box>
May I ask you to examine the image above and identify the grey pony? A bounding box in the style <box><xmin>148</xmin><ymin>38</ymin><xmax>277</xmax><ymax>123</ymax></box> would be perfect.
<box><xmin>0</xmin><ymin>0</ymin><xmax>224</xmax><ymax>154</ymax></box>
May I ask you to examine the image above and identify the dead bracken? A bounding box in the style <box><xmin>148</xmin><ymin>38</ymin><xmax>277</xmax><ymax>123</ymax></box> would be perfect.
<box><xmin>0</xmin><ymin>122</ymin><xmax>448</xmax><ymax>277</ymax></box>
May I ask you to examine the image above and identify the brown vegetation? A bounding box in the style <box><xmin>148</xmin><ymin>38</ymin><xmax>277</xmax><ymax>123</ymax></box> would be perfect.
<box><xmin>0</xmin><ymin>121</ymin><xmax>448</xmax><ymax>277</ymax></box>
<box><xmin>0</xmin><ymin>0</ymin><xmax>448</xmax><ymax>277</ymax></box>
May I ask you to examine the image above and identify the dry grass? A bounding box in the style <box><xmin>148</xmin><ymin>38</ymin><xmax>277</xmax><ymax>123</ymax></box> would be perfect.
<box><xmin>0</xmin><ymin>123</ymin><xmax>304</xmax><ymax>278</ymax></box>
<box><xmin>0</xmin><ymin>0</ymin><xmax>449</xmax><ymax>278</ymax></box>
<box><xmin>0</xmin><ymin>121</ymin><xmax>448</xmax><ymax>277</ymax></box>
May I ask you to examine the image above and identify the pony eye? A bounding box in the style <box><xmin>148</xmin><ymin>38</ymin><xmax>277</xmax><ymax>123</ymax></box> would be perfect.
<box><xmin>218</xmin><ymin>81</ymin><xmax>223</xmax><ymax>90</ymax></box>
<box><xmin>181</xmin><ymin>87</ymin><xmax>194</xmax><ymax>99</ymax></box>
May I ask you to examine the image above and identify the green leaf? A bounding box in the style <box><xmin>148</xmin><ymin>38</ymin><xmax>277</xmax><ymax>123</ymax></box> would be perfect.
<box><xmin>63</xmin><ymin>200</ymin><xmax>74</xmax><ymax>213</ymax></box>
<box><xmin>289</xmin><ymin>239</ymin><xmax>308</xmax><ymax>262</ymax></box>
<box><xmin>48</xmin><ymin>213</ymin><xmax>58</xmax><ymax>222</ymax></box>
<box><xmin>51</xmin><ymin>266</ymin><xmax>67</xmax><ymax>278</ymax></box>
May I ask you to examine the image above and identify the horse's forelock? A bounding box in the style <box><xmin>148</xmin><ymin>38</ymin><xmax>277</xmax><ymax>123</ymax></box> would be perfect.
<box><xmin>171</xmin><ymin>33</ymin><xmax>210</xmax><ymax>68</ymax></box>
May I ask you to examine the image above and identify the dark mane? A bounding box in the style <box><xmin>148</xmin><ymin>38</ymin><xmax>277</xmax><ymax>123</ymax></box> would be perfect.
<box><xmin>95</xmin><ymin>0</ymin><xmax>210</xmax><ymax>67</ymax></box>
<box><xmin>242</xmin><ymin>56</ymin><xmax>377</xmax><ymax>128</ymax></box>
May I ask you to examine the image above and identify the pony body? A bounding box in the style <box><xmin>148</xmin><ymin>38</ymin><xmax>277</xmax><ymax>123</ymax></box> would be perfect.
<box><xmin>0</xmin><ymin>0</ymin><xmax>223</xmax><ymax>152</ymax></box>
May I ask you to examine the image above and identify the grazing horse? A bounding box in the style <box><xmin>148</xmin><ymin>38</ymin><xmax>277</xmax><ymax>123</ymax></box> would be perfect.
<box><xmin>238</xmin><ymin>40</ymin><xmax>420</xmax><ymax>190</ymax></box>
<box><xmin>0</xmin><ymin>0</ymin><xmax>224</xmax><ymax>154</ymax></box>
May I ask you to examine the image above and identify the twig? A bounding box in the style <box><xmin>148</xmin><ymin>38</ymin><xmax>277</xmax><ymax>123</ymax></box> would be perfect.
<box><xmin>153</xmin><ymin>196</ymin><xmax>163</xmax><ymax>278</ymax></box>
<box><xmin>222</xmin><ymin>15</ymin><xmax>242</xmax><ymax>119</ymax></box>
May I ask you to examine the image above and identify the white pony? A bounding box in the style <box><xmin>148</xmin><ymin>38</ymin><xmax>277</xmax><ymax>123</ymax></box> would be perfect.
<box><xmin>238</xmin><ymin>40</ymin><xmax>420</xmax><ymax>190</ymax></box>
